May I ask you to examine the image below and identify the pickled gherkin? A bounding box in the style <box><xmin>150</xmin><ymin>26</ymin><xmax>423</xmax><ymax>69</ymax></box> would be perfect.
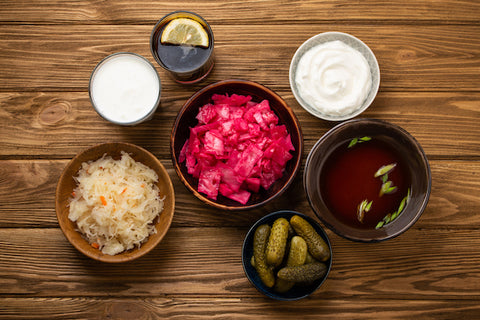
<box><xmin>277</xmin><ymin>262</ymin><xmax>327</xmax><ymax>283</ymax></box>
<box><xmin>253</xmin><ymin>224</ymin><xmax>275</xmax><ymax>288</ymax></box>
<box><xmin>290</xmin><ymin>215</ymin><xmax>331</xmax><ymax>262</ymax></box>
<box><xmin>304</xmin><ymin>251</ymin><xmax>317</xmax><ymax>264</ymax></box>
<box><xmin>274</xmin><ymin>236</ymin><xmax>308</xmax><ymax>293</ymax></box>
<box><xmin>265</xmin><ymin>218</ymin><xmax>290</xmax><ymax>267</ymax></box>
<box><xmin>285</xmin><ymin>236</ymin><xmax>308</xmax><ymax>266</ymax></box>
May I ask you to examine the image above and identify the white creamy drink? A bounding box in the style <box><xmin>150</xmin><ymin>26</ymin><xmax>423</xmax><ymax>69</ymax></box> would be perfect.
<box><xmin>295</xmin><ymin>40</ymin><xmax>371</xmax><ymax>117</ymax></box>
<box><xmin>90</xmin><ymin>53</ymin><xmax>161</xmax><ymax>125</ymax></box>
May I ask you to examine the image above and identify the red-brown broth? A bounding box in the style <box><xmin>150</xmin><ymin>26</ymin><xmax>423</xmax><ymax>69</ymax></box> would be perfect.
<box><xmin>320</xmin><ymin>138</ymin><xmax>411</xmax><ymax>229</ymax></box>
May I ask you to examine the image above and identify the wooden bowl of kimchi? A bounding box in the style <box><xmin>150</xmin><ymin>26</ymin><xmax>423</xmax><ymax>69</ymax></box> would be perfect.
<box><xmin>56</xmin><ymin>142</ymin><xmax>175</xmax><ymax>263</ymax></box>
<box><xmin>171</xmin><ymin>79</ymin><xmax>303</xmax><ymax>210</ymax></box>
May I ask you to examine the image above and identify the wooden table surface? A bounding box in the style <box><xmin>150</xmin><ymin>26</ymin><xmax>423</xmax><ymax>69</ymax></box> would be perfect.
<box><xmin>1</xmin><ymin>1</ymin><xmax>479</xmax><ymax>319</ymax></box>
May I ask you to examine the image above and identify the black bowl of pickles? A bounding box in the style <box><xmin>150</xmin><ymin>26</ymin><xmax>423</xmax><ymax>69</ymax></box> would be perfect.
<box><xmin>242</xmin><ymin>211</ymin><xmax>332</xmax><ymax>300</ymax></box>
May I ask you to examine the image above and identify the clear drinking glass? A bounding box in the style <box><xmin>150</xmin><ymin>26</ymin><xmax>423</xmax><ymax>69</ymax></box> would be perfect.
<box><xmin>89</xmin><ymin>52</ymin><xmax>161</xmax><ymax>125</ymax></box>
<box><xmin>150</xmin><ymin>11</ymin><xmax>214</xmax><ymax>84</ymax></box>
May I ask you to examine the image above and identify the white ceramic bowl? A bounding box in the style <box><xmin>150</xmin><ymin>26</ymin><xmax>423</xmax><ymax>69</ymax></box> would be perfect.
<box><xmin>289</xmin><ymin>32</ymin><xmax>380</xmax><ymax>121</ymax></box>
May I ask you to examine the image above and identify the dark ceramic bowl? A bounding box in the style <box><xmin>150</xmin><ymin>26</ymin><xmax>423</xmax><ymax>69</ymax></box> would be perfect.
<box><xmin>56</xmin><ymin>142</ymin><xmax>175</xmax><ymax>263</ymax></box>
<box><xmin>242</xmin><ymin>211</ymin><xmax>332</xmax><ymax>301</ymax></box>
<box><xmin>171</xmin><ymin>79</ymin><xmax>303</xmax><ymax>210</ymax></box>
<box><xmin>304</xmin><ymin>118</ymin><xmax>431</xmax><ymax>242</ymax></box>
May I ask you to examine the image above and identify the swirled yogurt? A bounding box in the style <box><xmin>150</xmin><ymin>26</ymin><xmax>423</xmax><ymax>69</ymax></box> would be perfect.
<box><xmin>295</xmin><ymin>40</ymin><xmax>372</xmax><ymax>117</ymax></box>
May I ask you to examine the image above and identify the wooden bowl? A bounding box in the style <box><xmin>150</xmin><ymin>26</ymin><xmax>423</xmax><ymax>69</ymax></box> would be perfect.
<box><xmin>55</xmin><ymin>142</ymin><xmax>175</xmax><ymax>263</ymax></box>
<box><xmin>171</xmin><ymin>79</ymin><xmax>303</xmax><ymax>210</ymax></box>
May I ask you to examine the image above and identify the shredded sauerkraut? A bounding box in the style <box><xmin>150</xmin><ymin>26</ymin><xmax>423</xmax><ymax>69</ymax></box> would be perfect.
<box><xmin>68</xmin><ymin>151</ymin><xmax>165</xmax><ymax>255</ymax></box>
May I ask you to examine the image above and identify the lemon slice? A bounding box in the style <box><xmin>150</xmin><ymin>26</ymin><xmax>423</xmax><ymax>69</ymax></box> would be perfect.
<box><xmin>161</xmin><ymin>18</ymin><xmax>209</xmax><ymax>47</ymax></box>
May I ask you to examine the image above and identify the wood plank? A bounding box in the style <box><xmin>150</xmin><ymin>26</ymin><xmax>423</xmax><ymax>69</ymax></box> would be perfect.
<box><xmin>0</xmin><ymin>0</ymin><xmax>478</xmax><ymax>318</ymax></box>
<box><xmin>0</xmin><ymin>228</ymin><xmax>479</xmax><ymax>299</ymax></box>
<box><xmin>1</xmin><ymin>91</ymin><xmax>479</xmax><ymax>158</ymax></box>
<box><xmin>0</xmin><ymin>0</ymin><xmax>479</xmax><ymax>24</ymax></box>
<box><xmin>0</xmin><ymin>157</ymin><xmax>479</xmax><ymax>228</ymax></box>
<box><xmin>1</xmin><ymin>297</ymin><xmax>479</xmax><ymax>320</ymax></box>
<box><xmin>0</xmin><ymin>25</ymin><xmax>479</xmax><ymax>91</ymax></box>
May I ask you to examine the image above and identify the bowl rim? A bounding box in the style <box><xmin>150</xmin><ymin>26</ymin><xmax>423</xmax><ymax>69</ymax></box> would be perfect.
<box><xmin>55</xmin><ymin>142</ymin><xmax>175</xmax><ymax>263</ymax></box>
<box><xmin>170</xmin><ymin>79</ymin><xmax>303</xmax><ymax>210</ymax></box>
<box><xmin>289</xmin><ymin>31</ymin><xmax>380</xmax><ymax>121</ymax></box>
<box><xmin>241</xmin><ymin>210</ymin><xmax>332</xmax><ymax>301</ymax></box>
<box><xmin>303</xmin><ymin>118</ymin><xmax>432</xmax><ymax>242</ymax></box>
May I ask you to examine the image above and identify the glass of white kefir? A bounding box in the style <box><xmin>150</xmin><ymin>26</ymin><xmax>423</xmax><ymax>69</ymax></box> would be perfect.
<box><xmin>89</xmin><ymin>52</ymin><xmax>161</xmax><ymax>125</ymax></box>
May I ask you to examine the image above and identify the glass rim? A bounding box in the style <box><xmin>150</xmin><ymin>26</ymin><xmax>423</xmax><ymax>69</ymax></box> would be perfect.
<box><xmin>88</xmin><ymin>52</ymin><xmax>161</xmax><ymax>126</ymax></box>
<box><xmin>149</xmin><ymin>11</ymin><xmax>214</xmax><ymax>74</ymax></box>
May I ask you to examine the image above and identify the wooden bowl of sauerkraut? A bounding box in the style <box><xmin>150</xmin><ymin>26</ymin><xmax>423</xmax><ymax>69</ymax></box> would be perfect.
<box><xmin>56</xmin><ymin>142</ymin><xmax>175</xmax><ymax>263</ymax></box>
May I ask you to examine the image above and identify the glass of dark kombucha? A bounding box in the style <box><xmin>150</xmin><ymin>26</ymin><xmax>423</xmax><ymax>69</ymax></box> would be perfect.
<box><xmin>150</xmin><ymin>11</ymin><xmax>214</xmax><ymax>84</ymax></box>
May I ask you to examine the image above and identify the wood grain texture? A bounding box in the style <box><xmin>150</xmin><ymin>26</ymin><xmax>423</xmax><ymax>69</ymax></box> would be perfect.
<box><xmin>1</xmin><ymin>228</ymin><xmax>479</xmax><ymax>299</ymax></box>
<box><xmin>1</xmin><ymin>298</ymin><xmax>479</xmax><ymax>320</ymax></box>
<box><xmin>0</xmin><ymin>25</ymin><xmax>479</xmax><ymax>91</ymax></box>
<box><xmin>1</xmin><ymin>0</ymin><xmax>480</xmax><ymax>318</ymax></box>
<box><xmin>0</xmin><ymin>0</ymin><xmax>479</xmax><ymax>24</ymax></box>
<box><xmin>0</xmin><ymin>92</ymin><xmax>479</xmax><ymax>158</ymax></box>
<box><xmin>0</xmin><ymin>159</ymin><xmax>479</xmax><ymax>229</ymax></box>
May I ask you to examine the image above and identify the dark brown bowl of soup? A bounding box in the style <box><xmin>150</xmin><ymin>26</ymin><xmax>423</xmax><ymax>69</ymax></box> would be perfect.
<box><xmin>304</xmin><ymin>118</ymin><xmax>431</xmax><ymax>242</ymax></box>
